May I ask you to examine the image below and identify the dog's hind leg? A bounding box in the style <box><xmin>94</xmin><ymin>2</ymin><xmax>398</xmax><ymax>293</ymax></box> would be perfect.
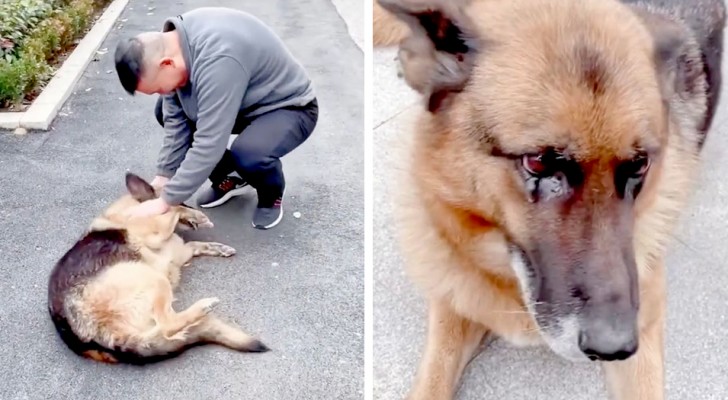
<box><xmin>186</xmin><ymin>241</ymin><xmax>236</xmax><ymax>257</ymax></box>
<box><xmin>407</xmin><ymin>300</ymin><xmax>489</xmax><ymax>400</ymax></box>
<box><xmin>146</xmin><ymin>280</ymin><xmax>220</xmax><ymax>340</ymax></box>
<box><xmin>143</xmin><ymin>293</ymin><xmax>268</xmax><ymax>355</ymax></box>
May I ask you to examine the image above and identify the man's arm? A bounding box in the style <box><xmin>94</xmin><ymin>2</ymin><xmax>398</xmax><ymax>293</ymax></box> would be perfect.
<box><xmin>161</xmin><ymin>56</ymin><xmax>250</xmax><ymax>206</ymax></box>
<box><xmin>156</xmin><ymin>93</ymin><xmax>193</xmax><ymax>178</ymax></box>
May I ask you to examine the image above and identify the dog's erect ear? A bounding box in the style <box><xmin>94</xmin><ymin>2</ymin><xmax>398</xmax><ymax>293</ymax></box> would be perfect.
<box><xmin>125</xmin><ymin>173</ymin><xmax>157</xmax><ymax>202</ymax></box>
<box><xmin>631</xmin><ymin>8</ymin><xmax>704</xmax><ymax>103</ymax></box>
<box><xmin>378</xmin><ymin>0</ymin><xmax>481</xmax><ymax>112</ymax></box>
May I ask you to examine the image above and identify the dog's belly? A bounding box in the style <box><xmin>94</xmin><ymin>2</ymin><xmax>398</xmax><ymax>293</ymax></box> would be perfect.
<box><xmin>79</xmin><ymin>262</ymin><xmax>169</xmax><ymax>346</ymax></box>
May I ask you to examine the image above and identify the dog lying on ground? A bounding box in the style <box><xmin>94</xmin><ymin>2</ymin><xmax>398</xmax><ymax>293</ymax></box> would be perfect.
<box><xmin>374</xmin><ymin>0</ymin><xmax>724</xmax><ymax>398</ymax></box>
<box><xmin>47</xmin><ymin>173</ymin><xmax>269</xmax><ymax>364</ymax></box>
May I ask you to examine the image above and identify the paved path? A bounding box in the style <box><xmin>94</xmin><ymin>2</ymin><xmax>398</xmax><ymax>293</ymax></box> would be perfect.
<box><xmin>373</xmin><ymin>41</ymin><xmax>728</xmax><ymax>400</ymax></box>
<box><xmin>0</xmin><ymin>0</ymin><xmax>363</xmax><ymax>399</ymax></box>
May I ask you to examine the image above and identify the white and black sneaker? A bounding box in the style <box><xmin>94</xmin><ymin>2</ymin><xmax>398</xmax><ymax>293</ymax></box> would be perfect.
<box><xmin>252</xmin><ymin>193</ymin><xmax>284</xmax><ymax>230</ymax></box>
<box><xmin>196</xmin><ymin>176</ymin><xmax>248</xmax><ymax>208</ymax></box>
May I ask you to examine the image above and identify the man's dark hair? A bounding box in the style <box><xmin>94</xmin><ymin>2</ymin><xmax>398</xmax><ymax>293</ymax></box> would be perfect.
<box><xmin>114</xmin><ymin>37</ymin><xmax>145</xmax><ymax>95</ymax></box>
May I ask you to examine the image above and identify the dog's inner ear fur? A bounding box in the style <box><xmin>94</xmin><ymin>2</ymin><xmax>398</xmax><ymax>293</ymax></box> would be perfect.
<box><xmin>415</xmin><ymin>10</ymin><xmax>470</xmax><ymax>55</ymax></box>
<box><xmin>380</xmin><ymin>0</ymin><xmax>479</xmax><ymax>112</ymax></box>
<box><xmin>126</xmin><ymin>173</ymin><xmax>157</xmax><ymax>203</ymax></box>
<box><xmin>633</xmin><ymin>9</ymin><xmax>703</xmax><ymax>101</ymax></box>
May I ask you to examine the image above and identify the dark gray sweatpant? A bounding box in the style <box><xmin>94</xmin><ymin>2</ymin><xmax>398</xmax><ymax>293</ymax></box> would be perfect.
<box><xmin>154</xmin><ymin>96</ymin><xmax>318</xmax><ymax>204</ymax></box>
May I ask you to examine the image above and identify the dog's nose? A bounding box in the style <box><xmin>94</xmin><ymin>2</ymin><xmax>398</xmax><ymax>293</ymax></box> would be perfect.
<box><xmin>578</xmin><ymin>321</ymin><xmax>638</xmax><ymax>362</ymax></box>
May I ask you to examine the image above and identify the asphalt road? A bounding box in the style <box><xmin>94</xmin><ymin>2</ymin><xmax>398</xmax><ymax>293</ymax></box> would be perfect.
<box><xmin>0</xmin><ymin>0</ymin><xmax>364</xmax><ymax>399</ymax></box>
<box><xmin>373</xmin><ymin>41</ymin><xmax>728</xmax><ymax>400</ymax></box>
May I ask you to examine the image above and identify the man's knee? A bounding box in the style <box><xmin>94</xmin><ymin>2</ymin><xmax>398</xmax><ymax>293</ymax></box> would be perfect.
<box><xmin>230</xmin><ymin>145</ymin><xmax>276</xmax><ymax>173</ymax></box>
<box><xmin>154</xmin><ymin>96</ymin><xmax>164</xmax><ymax>127</ymax></box>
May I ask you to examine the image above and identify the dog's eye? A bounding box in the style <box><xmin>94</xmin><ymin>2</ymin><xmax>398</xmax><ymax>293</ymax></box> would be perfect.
<box><xmin>619</xmin><ymin>154</ymin><xmax>651</xmax><ymax>179</ymax></box>
<box><xmin>522</xmin><ymin>151</ymin><xmax>564</xmax><ymax>177</ymax></box>
<box><xmin>627</xmin><ymin>155</ymin><xmax>650</xmax><ymax>177</ymax></box>
<box><xmin>615</xmin><ymin>154</ymin><xmax>651</xmax><ymax>199</ymax></box>
<box><xmin>522</xmin><ymin>154</ymin><xmax>549</xmax><ymax>176</ymax></box>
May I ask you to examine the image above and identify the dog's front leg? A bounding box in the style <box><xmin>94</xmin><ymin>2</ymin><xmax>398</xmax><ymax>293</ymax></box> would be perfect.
<box><xmin>407</xmin><ymin>300</ymin><xmax>489</xmax><ymax>400</ymax></box>
<box><xmin>186</xmin><ymin>241</ymin><xmax>237</xmax><ymax>257</ymax></box>
<box><xmin>602</xmin><ymin>264</ymin><xmax>666</xmax><ymax>400</ymax></box>
<box><xmin>177</xmin><ymin>206</ymin><xmax>214</xmax><ymax>230</ymax></box>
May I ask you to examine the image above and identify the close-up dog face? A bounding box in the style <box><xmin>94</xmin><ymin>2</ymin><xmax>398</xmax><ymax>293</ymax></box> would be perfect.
<box><xmin>380</xmin><ymin>0</ymin><xmax>708</xmax><ymax>363</ymax></box>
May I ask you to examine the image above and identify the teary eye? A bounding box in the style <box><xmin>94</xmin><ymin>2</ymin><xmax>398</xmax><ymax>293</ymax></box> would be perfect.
<box><xmin>521</xmin><ymin>151</ymin><xmax>562</xmax><ymax>177</ymax></box>
<box><xmin>519</xmin><ymin>149</ymin><xmax>580</xmax><ymax>202</ymax></box>
<box><xmin>615</xmin><ymin>154</ymin><xmax>651</xmax><ymax>199</ymax></box>
<box><xmin>625</xmin><ymin>154</ymin><xmax>651</xmax><ymax>177</ymax></box>
<box><xmin>522</xmin><ymin>154</ymin><xmax>548</xmax><ymax>176</ymax></box>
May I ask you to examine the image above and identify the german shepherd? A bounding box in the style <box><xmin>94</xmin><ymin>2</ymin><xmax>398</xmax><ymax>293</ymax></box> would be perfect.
<box><xmin>374</xmin><ymin>0</ymin><xmax>724</xmax><ymax>398</ymax></box>
<box><xmin>47</xmin><ymin>173</ymin><xmax>269</xmax><ymax>364</ymax></box>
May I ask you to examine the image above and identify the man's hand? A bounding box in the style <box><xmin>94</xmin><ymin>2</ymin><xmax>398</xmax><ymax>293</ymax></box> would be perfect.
<box><xmin>150</xmin><ymin>175</ymin><xmax>170</xmax><ymax>189</ymax></box>
<box><xmin>124</xmin><ymin>197</ymin><xmax>171</xmax><ymax>219</ymax></box>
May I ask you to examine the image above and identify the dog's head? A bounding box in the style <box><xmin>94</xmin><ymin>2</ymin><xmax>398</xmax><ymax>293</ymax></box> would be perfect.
<box><xmin>382</xmin><ymin>0</ymin><xmax>707</xmax><ymax>362</ymax></box>
<box><xmin>91</xmin><ymin>173</ymin><xmax>182</xmax><ymax>249</ymax></box>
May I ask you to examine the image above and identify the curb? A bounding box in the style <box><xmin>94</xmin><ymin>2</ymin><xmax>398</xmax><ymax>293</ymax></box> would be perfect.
<box><xmin>331</xmin><ymin>0</ymin><xmax>363</xmax><ymax>52</ymax></box>
<box><xmin>0</xmin><ymin>0</ymin><xmax>129</xmax><ymax>131</ymax></box>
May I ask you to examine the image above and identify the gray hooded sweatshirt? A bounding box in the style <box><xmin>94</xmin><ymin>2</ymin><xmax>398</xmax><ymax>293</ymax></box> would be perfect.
<box><xmin>156</xmin><ymin>7</ymin><xmax>316</xmax><ymax>205</ymax></box>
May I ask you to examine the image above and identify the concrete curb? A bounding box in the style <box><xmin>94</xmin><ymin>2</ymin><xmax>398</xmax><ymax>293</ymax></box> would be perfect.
<box><xmin>0</xmin><ymin>0</ymin><xmax>129</xmax><ymax>132</ymax></box>
<box><xmin>331</xmin><ymin>0</ymin><xmax>363</xmax><ymax>51</ymax></box>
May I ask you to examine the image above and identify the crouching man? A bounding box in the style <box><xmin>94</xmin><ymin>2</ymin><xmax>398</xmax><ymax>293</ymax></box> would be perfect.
<box><xmin>114</xmin><ymin>7</ymin><xmax>318</xmax><ymax>229</ymax></box>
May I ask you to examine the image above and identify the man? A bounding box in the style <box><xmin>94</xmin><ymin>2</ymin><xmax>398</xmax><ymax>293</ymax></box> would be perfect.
<box><xmin>114</xmin><ymin>7</ymin><xmax>318</xmax><ymax>229</ymax></box>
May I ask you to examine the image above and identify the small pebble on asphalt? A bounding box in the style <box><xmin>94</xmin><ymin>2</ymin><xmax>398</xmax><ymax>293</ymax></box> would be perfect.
<box><xmin>293</xmin><ymin>212</ymin><xmax>302</xmax><ymax>218</ymax></box>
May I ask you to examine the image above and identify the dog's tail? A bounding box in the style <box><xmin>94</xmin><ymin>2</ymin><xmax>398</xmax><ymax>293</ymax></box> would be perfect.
<box><xmin>373</xmin><ymin>0</ymin><xmax>411</xmax><ymax>47</ymax></box>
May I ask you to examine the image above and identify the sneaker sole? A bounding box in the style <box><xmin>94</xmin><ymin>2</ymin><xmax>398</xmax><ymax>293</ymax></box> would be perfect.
<box><xmin>198</xmin><ymin>186</ymin><xmax>248</xmax><ymax>209</ymax></box>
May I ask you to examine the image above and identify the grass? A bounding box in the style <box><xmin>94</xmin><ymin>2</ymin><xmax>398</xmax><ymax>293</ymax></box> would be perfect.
<box><xmin>0</xmin><ymin>0</ymin><xmax>113</xmax><ymax>110</ymax></box>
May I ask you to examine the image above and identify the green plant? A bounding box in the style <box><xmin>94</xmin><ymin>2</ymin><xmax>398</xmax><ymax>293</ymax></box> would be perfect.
<box><xmin>0</xmin><ymin>0</ymin><xmax>58</xmax><ymax>61</ymax></box>
<box><xmin>0</xmin><ymin>0</ymin><xmax>103</xmax><ymax>108</ymax></box>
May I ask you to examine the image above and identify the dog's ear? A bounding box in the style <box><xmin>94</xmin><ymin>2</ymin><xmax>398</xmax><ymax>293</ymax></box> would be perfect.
<box><xmin>378</xmin><ymin>0</ymin><xmax>481</xmax><ymax>112</ymax></box>
<box><xmin>631</xmin><ymin>8</ymin><xmax>704</xmax><ymax>103</ymax></box>
<box><xmin>125</xmin><ymin>173</ymin><xmax>157</xmax><ymax>202</ymax></box>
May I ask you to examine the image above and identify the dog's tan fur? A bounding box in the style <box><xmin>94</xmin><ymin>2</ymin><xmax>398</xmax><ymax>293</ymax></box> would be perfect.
<box><xmin>375</xmin><ymin>0</ymin><xmax>723</xmax><ymax>398</ymax></box>
<box><xmin>373</xmin><ymin>0</ymin><xmax>412</xmax><ymax>47</ymax></box>
<box><xmin>48</xmin><ymin>173</ymin><xmax>268</xmax><ymax>364</ymax></box>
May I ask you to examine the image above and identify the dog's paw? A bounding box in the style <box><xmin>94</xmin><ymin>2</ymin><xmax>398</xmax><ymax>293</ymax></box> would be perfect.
<box><xmin>199</xmin><ymin>297</ymin><xmax>221</xmax><ymax>314</ymax></box>
<box><xmin>168</xmin><ymin>329</ymin><xmax>189</xmax><ymax>342</ymax></box>
<box><xmin>210</xmin><ymin>243</ymin><xmax>236</xmax><ymax>257</ymax></box>
<box><xmin>181</xmin><ymin>210</ymin><xmax>214</xmax><ymax>230</ymax></box>
<box><xmin>196</xmin><ymin>218</ymin><xmax>214</xmax><ymax>229</ymax></box>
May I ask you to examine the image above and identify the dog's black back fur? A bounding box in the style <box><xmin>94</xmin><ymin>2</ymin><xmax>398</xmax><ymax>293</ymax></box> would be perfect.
<box><xmin>47</xmin><ymin>229</ymin><xmax>142</xmax><ymax>362</ymax></box>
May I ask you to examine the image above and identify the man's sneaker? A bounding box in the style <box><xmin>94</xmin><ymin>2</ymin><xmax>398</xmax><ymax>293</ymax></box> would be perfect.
<box><xmin>196</xmin><ymin>176</ymin><xmax>248</xmax><ymax>208</ymax></box>
<box><xmin>252</xmin><ymin>195</ymin><xmax>283</xmax><ymax>230</ymax></box>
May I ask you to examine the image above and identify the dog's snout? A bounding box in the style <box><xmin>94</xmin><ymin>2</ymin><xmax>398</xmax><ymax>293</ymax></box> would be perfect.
<box><xmin>578</xmin><ymin>319</ymin><xmax>638</xmax><ymax>362</ymax></box>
